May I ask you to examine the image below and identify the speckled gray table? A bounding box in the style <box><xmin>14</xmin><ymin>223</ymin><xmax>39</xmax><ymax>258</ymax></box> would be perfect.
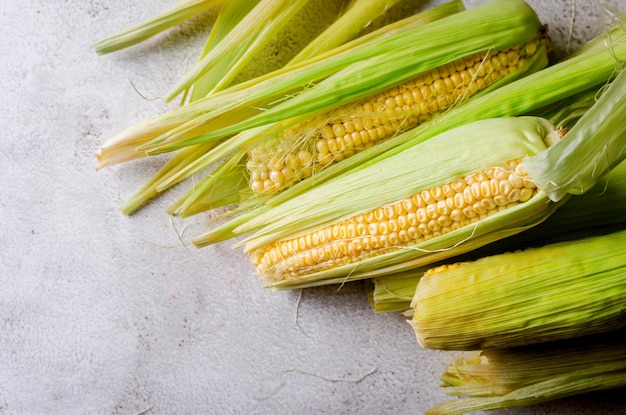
<box><xmin>2</xmin><ymin>1</ymin><xmax>625</xmax><ymax>414</ymax></box>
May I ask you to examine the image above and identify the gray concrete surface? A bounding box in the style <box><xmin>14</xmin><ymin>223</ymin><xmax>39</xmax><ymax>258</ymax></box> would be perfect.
<box><xmin>2</xmin><ymin>0</ymin><xmax>625</xmax><ymax>414</ymax></box>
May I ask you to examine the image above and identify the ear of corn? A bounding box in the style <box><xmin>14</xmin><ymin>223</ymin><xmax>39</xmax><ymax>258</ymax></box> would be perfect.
<box><xmin>409</xmin><ymin>225</ymin><xmax>626</xmax><ymax>351</ymax></box>
<box><xmin>239</xmin><ymin>116</ymin><xmax>563</xmax><ymax>289</ymax></box>
<box><xmin>119</xmin><ymin>142</ymin><xmax>220</xmax><ymax>215</ymax></box>
<box><xmin>92</xmin><ymin>0</ymin><xmax>222</xmax><ymax>55</ymax></box>
<box><xmin>426</xmin><ymin>330</ymin><xmax>626</xmax><ymax>415</ymax></box>
<box><xmin>96</xmin><ymin>0</ymin><xmax>463</xmax><ymax>169</ymax></box>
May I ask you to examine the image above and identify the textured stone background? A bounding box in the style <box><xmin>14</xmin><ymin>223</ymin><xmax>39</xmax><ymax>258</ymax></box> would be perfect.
<box><xmin>1</xmin><ymin>1</ymin><xmax>625</xmax><ymax>414</ymax></box>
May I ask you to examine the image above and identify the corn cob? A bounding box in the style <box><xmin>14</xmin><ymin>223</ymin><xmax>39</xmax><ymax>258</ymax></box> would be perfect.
<box><xmin>253</xmin><ymin>156</ymin><xmax>542</xmax><ymax>275</ymax></box>
<box><xmin>409</xmin><ymin>225</ymin><xmax>626</xmax><ymax>351</ymax></box>
<box><xmin>243</xmin><ymin>116</ymin><xmax>564</xmax><ymax>289</ymax></box>
<box><xmin>246</xmin><ymin>34</ymin><xmax>548</xmax><ymax>195</ymax></box>
<box><xmin>427</xmin><ymin>330</ymin><xmax>626</xmax><ymax>415</ymax></box>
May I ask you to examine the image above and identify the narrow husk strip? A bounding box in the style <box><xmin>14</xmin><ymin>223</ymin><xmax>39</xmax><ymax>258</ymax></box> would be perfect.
<box><xmin>92</xmin><ymin>0</ymin><xmax>221</xmax><ymax>54</ymax></box>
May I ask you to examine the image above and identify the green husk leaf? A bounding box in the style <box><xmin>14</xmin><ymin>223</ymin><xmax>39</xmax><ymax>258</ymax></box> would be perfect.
<box><xmin>192</xmin><ymin>208</ymin><xmax>259</xmax><ymax>246</ymax></box>
<box><xmin>163</xmin><ymin>0</ymin><xmax>312</xmax><ymax>102</ymax></box>
<box><xmin>368</xmin><ymin>271</ymin><xmax>423</xmax><ymax>313</ymax></box>
<box><xmin>287</xmin><ymin>0</ymin><xmax>409</xmax><ymax>65</ymax></box>
<box><xmin>525</xmin><ymin>66</ymin><xmax>626</xmax><ymax>201</ymax></box>
<box><xmin>119</xmin><ymin>142</ymin><xmax>218</xmax><ymax>215</ymax></box>
<box><xmin>427</xmin><ymin>371</ymin><xmax>626</xmax><ymax>415</ymax></box>
<box><xmin>186</xmin><ymin>0</ymin><xmax>261</xmax><ymax>101</ymax></box>
<box><xmin>167</xmin><ymin>149</ymin><xmax>248</xmax><ymax>216</ymax></box>
<box><xmin>92</xmin><ymin>0</ymin><xmax>221</xmax><ymax>55</ymax></box>
<box><xmin>241</xmin><ymin>117</ymin><xmax>562</xmax><ymax>289</ymax></box>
